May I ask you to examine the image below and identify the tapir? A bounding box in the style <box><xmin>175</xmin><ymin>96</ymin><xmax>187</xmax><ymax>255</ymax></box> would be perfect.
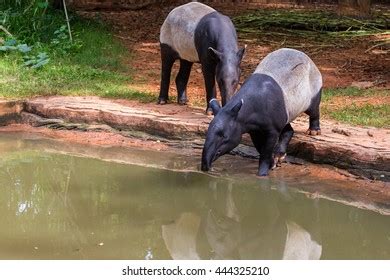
<box><xmin>201</xmin><ymin>48</ymin><xmax>322</xmax><ymax>176</ymax></box>
<box><xmin>158</xmin><ymin>2</ymin><xmax>245</xmax><ymax>113</ymax></box>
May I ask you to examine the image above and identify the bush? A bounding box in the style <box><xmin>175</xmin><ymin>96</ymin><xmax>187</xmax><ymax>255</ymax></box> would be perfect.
<box><xmin>0</xmin><ymin>1</ymin><xmax>83</xmax><ymax>68</ymax></box>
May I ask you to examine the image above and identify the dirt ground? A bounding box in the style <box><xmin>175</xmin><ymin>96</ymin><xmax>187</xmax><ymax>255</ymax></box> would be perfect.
<box><xmin>78</xmin><ymin>3</ymin><xmax>389</xmax><ymax>108</ymax></box>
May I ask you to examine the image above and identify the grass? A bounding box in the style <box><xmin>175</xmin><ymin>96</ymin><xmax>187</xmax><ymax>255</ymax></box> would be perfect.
<box><xmin>321</xmin><ymin>87</ymin><xmax>389</xmax><ymax>128</ymax></box>
<box><xmin>0</xmin><ymin>15</ymin><xmax>156</xmax><ymax>102</ymax></box>
<box><xmin>325</xmin><ymin>104</ymin><xmax>390</xmax><ymax>128</ymax></box>
<box><xmin>322</xmin><ymin>87</ymin><xmax>389</xmax><ymax>101</ymax></box>
<box><xmin>233</xmin><ymin>9</ymin><xmax>389</xmax><ymax>51</ymax></box>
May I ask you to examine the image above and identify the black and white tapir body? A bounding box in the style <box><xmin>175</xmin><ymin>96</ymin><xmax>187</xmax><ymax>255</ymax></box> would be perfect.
<box><xmin>201</xmin><ymin>48</ymin><xmax>322</xmax><ymax>176</ymax></box>
<box><xmin>158</xmin><ymin>2</ymin><xmax>245</xmax><ymax>112</ymax></box>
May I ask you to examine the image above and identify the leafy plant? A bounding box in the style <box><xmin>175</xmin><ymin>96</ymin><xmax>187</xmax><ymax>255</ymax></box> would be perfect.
<box><xmin>51</xmin><ymin>25</ymin><xmax>82</xmax><ymax>55</ymax></box>
<box><xmin>0</xmin><ymin>1</ymin><xmax>76</xmax><ymax>47</ymax></box>
<box><xmin>23</xmin><ymin>52</ymin><xmax>50</xmax><ymax>69</ymax></box>
<box><xmin>0</xmin><ymin>38</ymin><xmax>32</xmax><ymax>54</ymax></box>
<box><xmin>0</xmin><ymin>1</ymin><xmax>83</xmax><ymax>68</ymax></box>
<box><xmin>0</xmin><ymin>1</ymin><xmax>56</xmax><ymax>44</ymax></box>
<box><xmin>0</xmin><ymin>38</ymin><xmax>49</xmax><ymax>69</ymax></box>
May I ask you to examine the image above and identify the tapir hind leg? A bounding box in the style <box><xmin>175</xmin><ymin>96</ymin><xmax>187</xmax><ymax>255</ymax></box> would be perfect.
<box><xmin>305</xmin><ymin>89</ymin><xmax>322</xmax><ymax>135</ymax></box>
<box><xmin>158</xmin><ymin>44</ymin><xmax>178</xmax><ymax>105</ymax></box>
<box><xmin>176</xmin><ymin>59</ymin><xmax>193</xmax><ymax>105</ymax></box>
<box><xmin>273</xmin><ymin>124</ymin><xmax>294</xmax><ymax>168</ymax></box>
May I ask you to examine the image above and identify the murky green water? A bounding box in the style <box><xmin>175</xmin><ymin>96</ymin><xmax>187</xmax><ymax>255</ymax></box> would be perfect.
<box><xmin>0</xmin><ymin>133</ymin><xmax>389</xmax><ymax>260</ymax></box>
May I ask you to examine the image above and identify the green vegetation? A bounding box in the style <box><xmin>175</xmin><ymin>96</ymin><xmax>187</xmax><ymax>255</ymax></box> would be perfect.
<box><xmin>321</xmin><ymin>87</ymin><xmax>389</xmax><ymax>128</ymax></box>
<box><xmin>233</xmin><ymin>9</ymin><xmax>389</xmax><ymax>49</ymax></box>
<box><xmin>0</xmin><ymin>1</ymin><xmax>153</xmax><ymax>100</ymax></box>
<box><xmin>0</xmin><ymin>21</ymin><xmax>154</xmax><ymax>100</ymax></box>
<box><xmin>322</xmin><ymin>87</ymin><xmax>389</xmax><ymax>101</ymax></box>
<box><xmin>325</xmin><ymin>104</ymin><xmax>390</xmax><ymax>128</ymax></box>
<box><xmin>233</xmin><ymin>9</ymin><xmax>388</xmax><ymax>33</ymax></box>
<box><xmin>1</xmin><ymin>2</ymin><xmax>388</xmax><ymax>128</ymax></box>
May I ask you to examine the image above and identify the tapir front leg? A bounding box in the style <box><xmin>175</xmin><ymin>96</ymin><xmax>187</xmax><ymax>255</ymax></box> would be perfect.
<box><xmin>250</xmin><ymin>131</ymin><xmax>279</xmax><ymax>176</ymax></box>
<box><xmin>201</xmin><ymin>61</ymin><xmax>217</xmax><ymax>114</ymax></box>
<box><xmin>259</xmin><ymin>132</ymin><xmax>279</xmax><ymax>176</ymax></box>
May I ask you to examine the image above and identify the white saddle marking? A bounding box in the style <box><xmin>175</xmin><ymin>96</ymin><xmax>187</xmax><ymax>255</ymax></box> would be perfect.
<box><xmin>254</xmin><ymin>48</ymin><xmax>322</xmax><ymax>123</ymax></box>
<box><xmin>160</xmin><ymin>2</ymin><xmax>215</xmax><ymax>62</ymax></box>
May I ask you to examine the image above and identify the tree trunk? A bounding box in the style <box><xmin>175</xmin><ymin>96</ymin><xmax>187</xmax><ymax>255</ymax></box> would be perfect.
<box><xmin>357</xmin><ymin>0</ymin><xmax>371</xmax><ymax>15</ymax></box>
<box><xmin>52</xmin><ymin>0</ymin><xmax>64</xmax><ymax>9</ymax></box>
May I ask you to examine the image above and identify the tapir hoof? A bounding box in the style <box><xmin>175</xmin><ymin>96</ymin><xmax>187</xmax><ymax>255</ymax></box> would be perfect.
<box><xmin>178</xmin><ymin>99</ymin><xmax>187</xmax><ymax>105</ymax></box>
<box><xmin>306</xmin><ymin>129</ymin><xmax>321</xmax><ymax>136</ymax></box>
<box><xmin>273</xmin><ymin>153</ymin><xmax>286</xmax><ymax>169</ymax></box>
<box><xmin>257</xmin><ymin>171</ymin><xmax>269</xmax><ymax>177</ymax></box>
<box><xmin>157</xmin><ymin>98</ymin><xmax>167</xmax><ymax>105</ymax></box>
<box><xmin>257</xmin><ymin>167</ymin><xmax>270</xmax><ymax>177</ymax></box>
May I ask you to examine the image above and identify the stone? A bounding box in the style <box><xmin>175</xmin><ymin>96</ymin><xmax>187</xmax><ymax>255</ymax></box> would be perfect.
<box><xmin>351</xmin><ymin>81</ymin><xmax>375</xmax><ymax>89</ymax></box>
<box><xmin>0</xmin><ymin>100</ymin><xmax>24</xmax><ymax>126</ymax></box>
<box><xmin>4</xmin><ymin>96</ymin><xmax>390</xmax><ymax>181</ymax></box>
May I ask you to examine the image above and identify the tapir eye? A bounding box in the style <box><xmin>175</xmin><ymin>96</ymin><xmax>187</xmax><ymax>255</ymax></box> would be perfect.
<box><xmin>231</xmin><ymin>80</ymin><xmax>237</xmax><ymax>86</ymax></box>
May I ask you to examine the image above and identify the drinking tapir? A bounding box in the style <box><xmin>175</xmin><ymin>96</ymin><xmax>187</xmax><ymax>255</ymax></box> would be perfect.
<box><xmin>158</xmin><ymin>2</ymin><xmax>245</xmax><ymax>113</ymax></box>
<box><xmin>201</xmin><ymin>48</ymin><xmax>322</xmax><ymax>176</ymax></box>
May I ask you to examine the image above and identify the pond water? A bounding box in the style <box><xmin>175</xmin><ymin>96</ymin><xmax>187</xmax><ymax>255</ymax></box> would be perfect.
<box><xmin>0</xmin><ymin>133</ymin><xmax>389</xmax><ymax>260</ymax></box>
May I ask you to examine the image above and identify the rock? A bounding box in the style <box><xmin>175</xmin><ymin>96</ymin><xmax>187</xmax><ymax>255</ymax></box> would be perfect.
<box><xmin>332</xmin><ymin>127</ymin><xmax>352</xmax><ymax>137</ymax></box>
<box><xmin>24</xmin><ymin>96</ymin><xmax>209</xmax><ymax>140</ymax></box>
<box><xmin>5</xmin><ymin>96</ymin><xmax>389</xmax><ymax>182</ymax></box>
<box><xmin>0</xmin><ymin>100</ymin><xmax>24</xmax><ymax>126</ymax></box>
<box><xmin>351</xmin><ymin>81</ymin><xmax>375</xmax><ymax>89</ymax></box>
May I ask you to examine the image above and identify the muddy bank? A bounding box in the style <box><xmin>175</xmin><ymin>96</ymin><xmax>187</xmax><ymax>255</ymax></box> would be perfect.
<box><xmin>0</xmin><ymin>100</ymin><xmax>24</xmax><ymax>125</ymax></box>
<box><xmin>0</xmin><ymin>96</ymin><xmax>389</xmax><ymax>183</ymax></box>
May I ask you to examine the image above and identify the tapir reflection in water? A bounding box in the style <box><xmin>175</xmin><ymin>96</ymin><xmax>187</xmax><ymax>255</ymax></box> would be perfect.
<box><xmin>161</xmin><ymin>182</ymin><xmax>322</xmax><ymax>260</ymax></box>
<box><xmin>201</xmin><ymin>48</ymin><xmax>322</xmax><ymax>176</ymax></box>
<box><xmin>158</xmin><ymin>2</ymin><xmax>245</xmax><ymax>113</ymax></box>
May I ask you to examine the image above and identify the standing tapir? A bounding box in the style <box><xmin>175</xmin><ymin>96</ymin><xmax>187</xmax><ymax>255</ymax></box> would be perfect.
<box><xmin>201</xmin><ymin>48</ymin><xmax>322</xmax><ymax>176</ymax></box>
<box><xmin>158</xmin><ymin>2</ymin><xmax>246</xmax><ymax>113</ymax></box>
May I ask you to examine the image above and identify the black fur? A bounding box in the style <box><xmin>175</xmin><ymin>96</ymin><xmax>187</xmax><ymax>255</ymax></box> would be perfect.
<box><xmin>195</xmin><ymin>12</ymin><xmax>243</xmax><ymax>108</ymax></box>
<box><xmin>305</xmin><ymin>89</ymin><xmax>322</xmax><ymax>131</ymax></box>
<box><xmin>158</xmin><ymin>43</ymin><xmax>179</xmax><ymax>104</ymax></box>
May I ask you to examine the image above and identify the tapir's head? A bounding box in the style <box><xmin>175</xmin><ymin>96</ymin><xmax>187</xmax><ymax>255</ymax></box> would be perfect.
<box><xmin>201</xmin><ymin>99</ymin><xmax>244</xmax><ymax>172</ymax></box>
<box><xmin>209</xmin><ymin>46</ymin><xmax>246</xmax><ymax>105</ymax></box>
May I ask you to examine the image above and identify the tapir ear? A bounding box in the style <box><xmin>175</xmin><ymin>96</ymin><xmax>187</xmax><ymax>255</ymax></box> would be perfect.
<box><xmin>230</xmin><ymin>99</ymin><xmax>243</xmax><ymax>117</ymax></box>
<box><xmin>237</xmin><ymin>45</ymin><xmax>247</xmax><ymax>61</ymax></box>
<box><xmin>209</xmin><ymin>98</ymin><xmax>221</xmax><ymax>115</ymax></box>
<box><xmin>208</xmin><ymin>47</ymin><xmax>223</xmax><ymax>62</ymax></box>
